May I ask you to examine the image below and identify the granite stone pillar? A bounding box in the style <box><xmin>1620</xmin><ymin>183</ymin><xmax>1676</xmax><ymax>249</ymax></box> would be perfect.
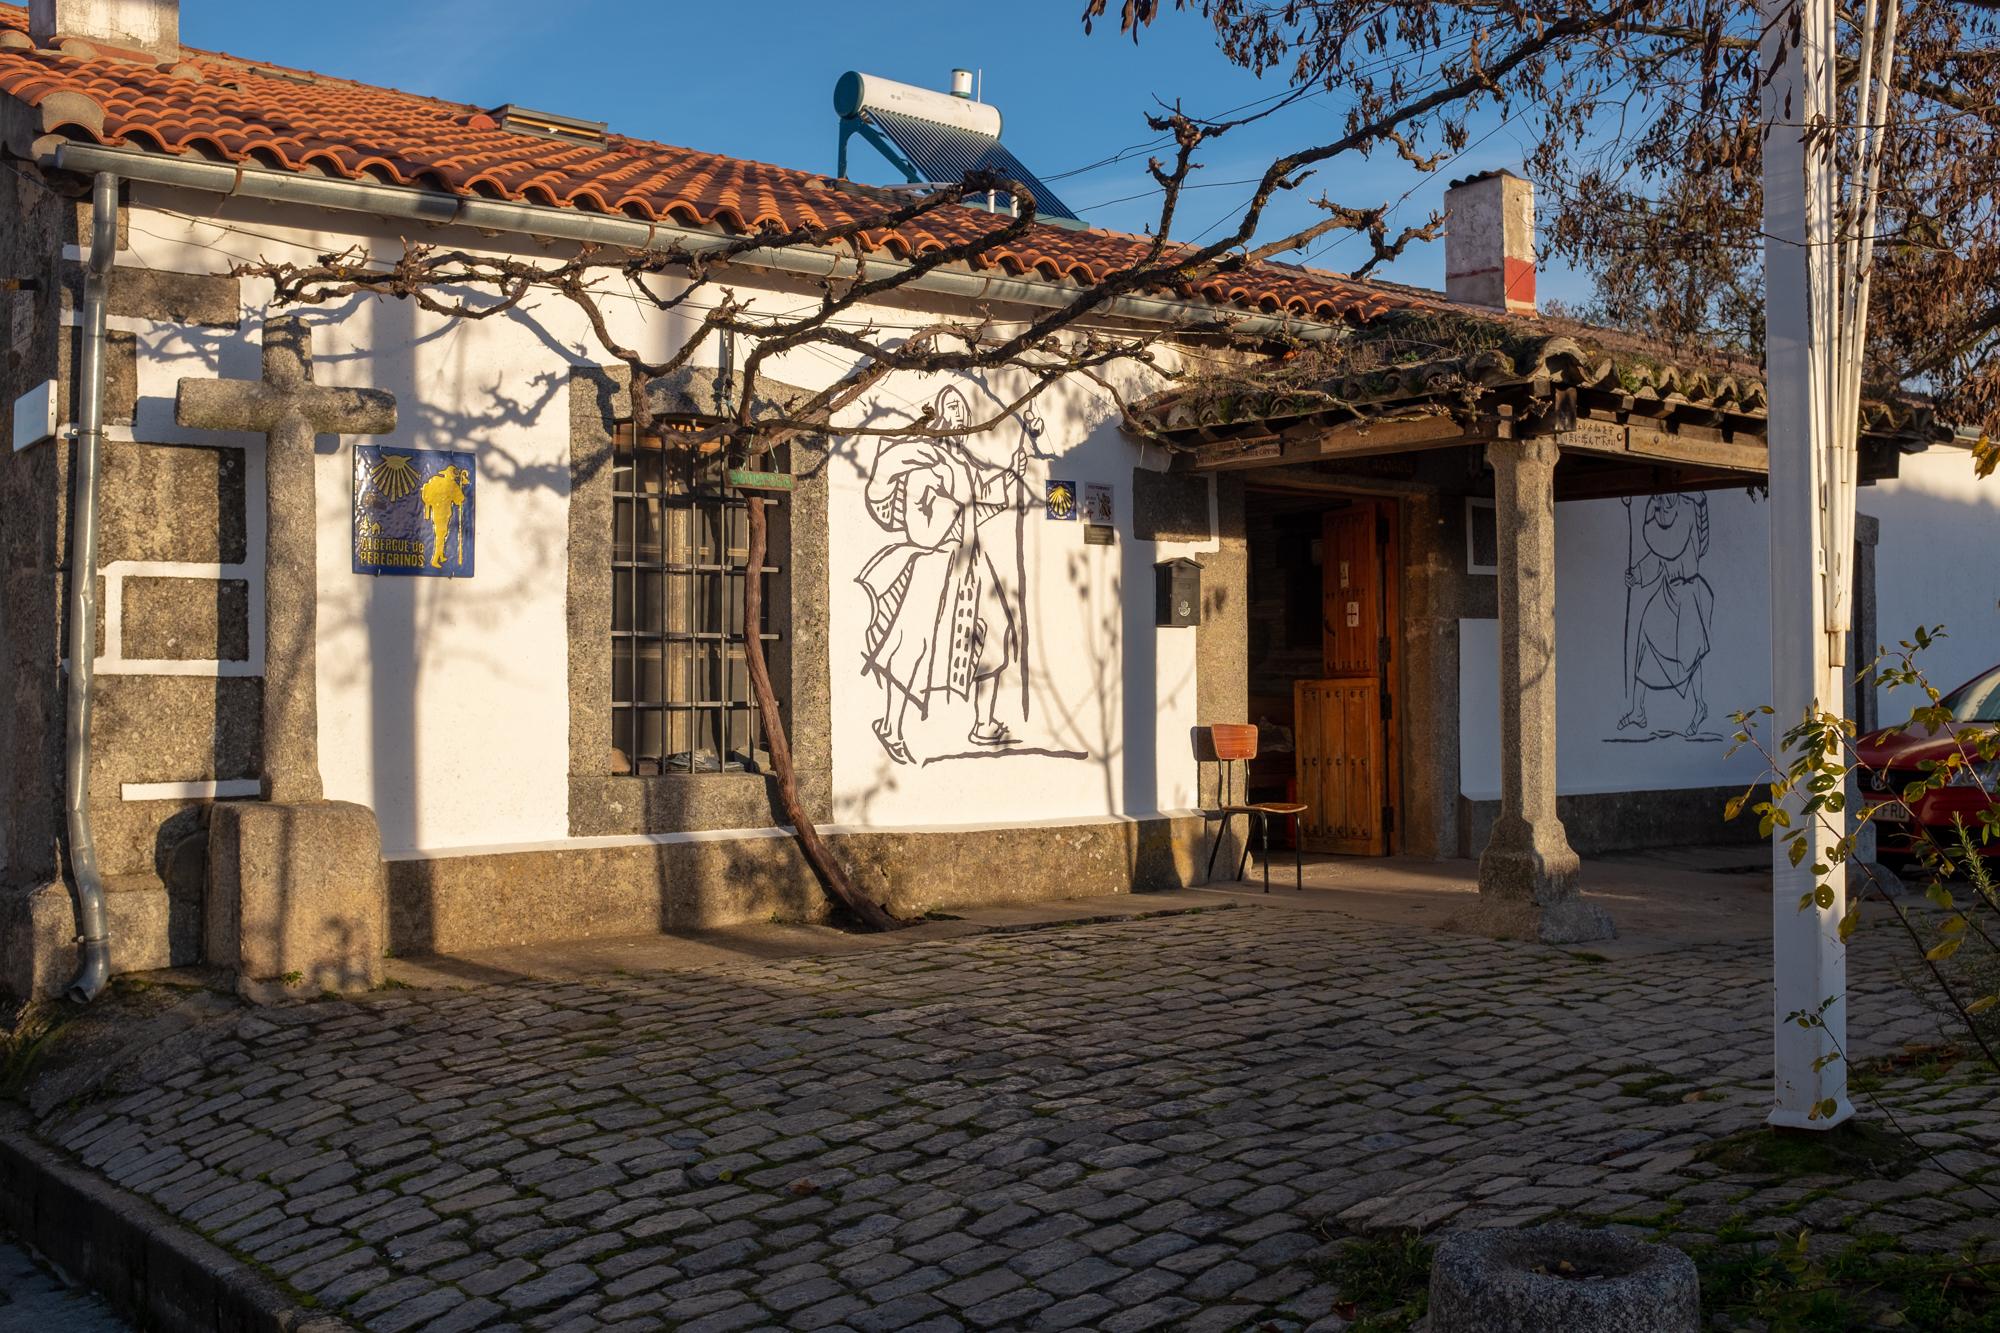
<box><xmin>1470</xmin><ymin>438</ymin><xmax>1613</xmax><ymax>943</ymax></box>
<box><xmin>207</xmin><ymin>800</ymin><xmax>387</xmax><ymax>990</ymax></box>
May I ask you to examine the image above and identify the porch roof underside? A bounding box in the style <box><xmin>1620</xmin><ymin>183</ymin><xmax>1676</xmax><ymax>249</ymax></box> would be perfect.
<box><xmin>1141</xmin><ymin>319</ymin><xmax>1945</xmax><ymax>498</ymax></box>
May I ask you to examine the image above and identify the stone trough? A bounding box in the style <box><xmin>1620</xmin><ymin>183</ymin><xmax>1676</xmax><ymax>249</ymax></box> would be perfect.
<box><xmin>1429</xmin><ymin>1224</ymin><xmax>1700</xmax><ymax>1332</ymax></box>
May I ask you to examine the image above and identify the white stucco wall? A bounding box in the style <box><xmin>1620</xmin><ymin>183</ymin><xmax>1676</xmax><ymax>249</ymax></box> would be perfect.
<box><xmin>124</xmin><ymin>188</ymin><xmax>1987</xmax><ymax>845</ymax></box>
<box><xmin>822</xmin><ymin>370</ymin><xmax>1206</xmax><ymax>827</ymax></box>
<box><xmin>119</xmin><ymin>200</ymin><xmax>592</xmax><ymax>855</ymax></box>
<box><xmin>1461</xmin><ymin>448</ymin><xmax>1997</xmax><ymax>800</ymax></box>
<box><xmin>1461</xmin><ymin>487</ymin><xmax>1776</xmax><ymax>800</ymax></box>
<box><xmin>1863</xmin><ymin>446</ymin><xmax>2000</xmax><ymax>701</ymax></box>
<box><xmin>114</xmin><ymin>187</ymin><xmax>1206</xmax><ymax>855</ymax></box>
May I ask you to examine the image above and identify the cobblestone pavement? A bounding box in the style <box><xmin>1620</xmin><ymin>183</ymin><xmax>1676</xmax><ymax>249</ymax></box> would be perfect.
<box><xmin>0</xmin><ymin>1232</ymin><xmax>132</xmax><ymax>1332</ymax></box>
<box><xmin>26</xmin><ymin>903</ymin><xmax>2000</xmax><ymax>1332</ymax></box>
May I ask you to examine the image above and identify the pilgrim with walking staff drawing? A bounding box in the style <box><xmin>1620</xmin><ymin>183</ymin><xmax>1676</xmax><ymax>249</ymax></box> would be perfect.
<box><xmin>857</xmin><ymin>385</ymin><xmax>1043</xmax><ymax>765</ymax></box>
<box><xmin>1617</xmin><ymin>490</ymin><xmax>1720</xmax><ymax>740</ymax></box>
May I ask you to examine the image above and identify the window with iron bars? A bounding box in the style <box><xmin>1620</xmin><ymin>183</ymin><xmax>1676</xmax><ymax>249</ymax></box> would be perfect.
<box><xmin>610</xmin><ymin>419</ymin><xmax>784</xmax><ymax>775</ymax></box>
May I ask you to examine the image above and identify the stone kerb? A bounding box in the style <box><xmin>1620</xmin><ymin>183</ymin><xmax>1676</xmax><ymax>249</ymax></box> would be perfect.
<box><xmin>1429</xmin><ymin>1225</ymin><xmax>1700</xmax><ymax>1333</ymax></box>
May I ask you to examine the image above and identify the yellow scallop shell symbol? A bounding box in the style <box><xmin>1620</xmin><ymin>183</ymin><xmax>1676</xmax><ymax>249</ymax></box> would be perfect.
<box><xmin>369</xmin><ymin>453</ymin><xmax>421</xmax><ymax>501</ymax></box>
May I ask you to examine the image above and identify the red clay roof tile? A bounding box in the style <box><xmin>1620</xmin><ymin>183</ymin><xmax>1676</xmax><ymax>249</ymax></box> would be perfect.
<box><xmin>0</xmin><ymin>4</ymin><xmax>1433</xmax><ymax>324</ymax></box>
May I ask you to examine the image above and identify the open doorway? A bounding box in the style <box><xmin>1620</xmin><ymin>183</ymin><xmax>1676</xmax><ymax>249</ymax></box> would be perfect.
<box><xmin>1244</xmin><ymin>487</ymin><xmax>1403</xmax><ymax>855</ymax></box>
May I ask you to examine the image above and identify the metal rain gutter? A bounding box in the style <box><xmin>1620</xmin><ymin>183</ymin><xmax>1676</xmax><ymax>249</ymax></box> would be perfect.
<box><xmin>64</xmin><ymin>169</ymin><xmax>117</xmax><ymax>1004</ymax></box>
<box><xmin>50</xmin><ymin>142</ymin><xmax>1344</xmax><ymax>343</ymax></box>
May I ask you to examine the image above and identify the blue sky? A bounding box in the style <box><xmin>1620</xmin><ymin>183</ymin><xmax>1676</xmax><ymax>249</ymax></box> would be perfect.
<box><xmin>179</xmin><ymin>0</ymin><xmax>1589</xmax><ymax>304</ymax></box>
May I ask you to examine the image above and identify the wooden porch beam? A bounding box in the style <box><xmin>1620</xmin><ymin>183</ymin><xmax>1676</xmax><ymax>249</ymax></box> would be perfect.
<box><xmin>1552</xmin><ymin>462</ymin><xmax>1762</xmax><ymax>502</ymax></box>
<box><xmin>1548</xmin><ymin>412</ymin><xmax>1769</xmax><ymax>474</ymax></box>
<box><xmin>1190</xmin><ymin>413</ymin><xmax>1470</xmax><ymax>471</ymax></box>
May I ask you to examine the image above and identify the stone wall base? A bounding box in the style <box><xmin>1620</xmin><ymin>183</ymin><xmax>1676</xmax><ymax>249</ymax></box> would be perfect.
<box><xmin>1458</xmin><ymin>785</ymin><xmax>1758</xmax><ymax>860</ymax></box>
<box><xmin>1454</xmin><ymin>892</ymin><xmax>1619</xmax><ymax>946</ymax></box>
<box><xmin>389</xmin><ymin>814</ymin><xmax>1214</xmax><ymax>957</ymax></box>
<box><xmin>208</xmin><ymin>801</ymin><xmax>386</xmax><ymax>991</ymax></box>
<box><xmin>1</xmin><ymin>884</ymin><xmax>77</xmax><ymax>1001</ymax></box>
<box><xmin>6</xmin><ymin>813</ymin><xmax>1214</xmax><ymax>995</ymax></box>
<box><xmin>0</xmin><ymin>877</ymin><xmax>196</xmax><ymax>1001</ymax></box>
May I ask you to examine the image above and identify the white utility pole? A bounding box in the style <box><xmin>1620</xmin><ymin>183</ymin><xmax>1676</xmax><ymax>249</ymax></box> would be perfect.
<box><xmin>1762</xmin><ymin>0</ymin><xmax>1852</xmax><ymax>1130</ymax></box>
<box><xmin>1762</xmin><ymin>0</ymin><xmax>1901</xmax><ymax>1129</ymax></box>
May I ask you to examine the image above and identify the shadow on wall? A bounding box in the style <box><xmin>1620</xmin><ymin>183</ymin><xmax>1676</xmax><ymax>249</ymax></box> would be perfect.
<box><xmin>375</xmin><ymin>355</ymin><xmax>1202</xmax><ymax>951</ymax></box>
<box><xmin>290</xmin><ymin>290</ymin><xmax>595</xmax><ymax>854</ymax></box>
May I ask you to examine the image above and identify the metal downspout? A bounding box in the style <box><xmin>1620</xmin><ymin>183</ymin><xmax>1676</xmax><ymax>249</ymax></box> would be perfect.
<box><xmin>63</xmin><ymin>170</ymin><xmax>116</xmax><ymax>1003</ymax></box>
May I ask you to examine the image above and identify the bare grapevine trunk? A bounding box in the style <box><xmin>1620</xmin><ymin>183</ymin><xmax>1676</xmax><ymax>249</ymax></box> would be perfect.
<box><xmin>742</xmin><ymin>492</ymin><xmax>902</xmax><ymax>931</ymax></box>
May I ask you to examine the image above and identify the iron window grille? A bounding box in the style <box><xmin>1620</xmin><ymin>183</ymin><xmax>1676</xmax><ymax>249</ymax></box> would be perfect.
<box><xmin>610</xmin><ymin>419</ymin><xmax>783</xmax><ymax>776</ymax></box>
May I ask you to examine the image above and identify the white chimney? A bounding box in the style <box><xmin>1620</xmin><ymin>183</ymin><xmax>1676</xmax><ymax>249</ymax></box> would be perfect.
<box><xmin>31</xmin><ymin>0</ymin><xmax>179</xmax><ymax>62</ymax></box>
<box><xmin>949</xmin><ymin>68</ymin><xmax>974</xmax><ymax>99</ymax></box>
<box><xmin>1444</xmin><ymin>169</ymin><xmax>1535</xmax><ymax>316</ymax></box>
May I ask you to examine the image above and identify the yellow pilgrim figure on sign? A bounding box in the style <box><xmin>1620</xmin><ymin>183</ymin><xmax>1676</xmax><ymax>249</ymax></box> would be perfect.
<box><xmin>418</xmin><ymin>465</ymin><xmax>471</xmax><ymax>569</ymax></box>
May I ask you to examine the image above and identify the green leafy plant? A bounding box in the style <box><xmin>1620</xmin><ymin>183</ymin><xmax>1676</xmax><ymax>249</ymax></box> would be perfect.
<box><xmin>0</xmin><ymin>1002</ymin><xmax>67</xmax><ymax>1099</ymax></box>
<box><xmin>1728</xmin><ymin>628</ymin><xmax>2000</xmax><ymax>1086</ymax></box>
<box><xmin>1690</xmin><ymin>1229</ymin><xmax>2000</xmax><ymax>1332</ymax></box>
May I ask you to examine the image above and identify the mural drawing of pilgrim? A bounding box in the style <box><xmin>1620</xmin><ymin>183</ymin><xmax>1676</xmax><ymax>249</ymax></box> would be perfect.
<box><xmin>1618</xmin><ymin>491</ymin><xmax>1717</xmax><ymax>738</ymax></box>
<box><xmin>857</xmin><ymin>385</ymin><xmax>1038</xmax><ymax>765</ymax></box>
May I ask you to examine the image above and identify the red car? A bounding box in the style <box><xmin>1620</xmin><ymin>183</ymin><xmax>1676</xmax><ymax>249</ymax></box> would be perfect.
<box><xmin>1857</xmin><ymin>661</ymin><xmax>2000</xmax><ymax>861</ymax></box>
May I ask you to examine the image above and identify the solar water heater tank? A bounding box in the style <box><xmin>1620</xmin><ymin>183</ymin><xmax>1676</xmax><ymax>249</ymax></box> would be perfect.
<box><xmin>834</xmin><ymin>71</ymin><xmax>1003</xmax><ymax>140</ymax></box>
<box><xmin>833</xmin><ymin>68</ymin><xmax>1083</xmax><ymax>224</ymax></box>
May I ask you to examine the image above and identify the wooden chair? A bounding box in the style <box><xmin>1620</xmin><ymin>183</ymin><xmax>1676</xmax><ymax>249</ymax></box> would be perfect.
<box><xmin>1197</xmin><ymin>723</ymin><xmax>1307</xmax><ymax>892</ymax></box>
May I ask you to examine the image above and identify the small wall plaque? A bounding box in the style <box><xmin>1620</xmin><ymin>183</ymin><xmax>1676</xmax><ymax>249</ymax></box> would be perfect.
<box><xmin>11</xmin><ymin>379</ymin><xmax>56</xmax><ymax>452</ymax></box>
<box><xmin>1083</xmin><ymin>482</ymin><xmax>1113</xmax><ymax>526</ymax></box>
<box><xmin>1046</xmin><ymin>479</ymin><xmax>1078</xmax><ymax>520</ymax></box>
<box><xmin>354</xmin><ymin>445</ymin><xmax>476</xmax><ymax>577</ymax></box>
<box><xmin>726</xmin><ymin>468</ymin><xmax>794</xmax><ymax>492</ymax></box>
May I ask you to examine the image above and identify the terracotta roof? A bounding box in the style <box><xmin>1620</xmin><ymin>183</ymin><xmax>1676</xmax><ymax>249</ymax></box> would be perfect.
<box><xmin>0</xmin><ymin>5</ymin><xmax>1429</xmax><ymax>326</ymax></box>
<box><xmin>1145</xmin><ymin>323</ymin><xmax>1766</xmax><ymax>434</ymax></box>
<box><xmin>1139</xmin><ymin>309</ymin><xmax>1945</xmax><ymax>443</ymax></box>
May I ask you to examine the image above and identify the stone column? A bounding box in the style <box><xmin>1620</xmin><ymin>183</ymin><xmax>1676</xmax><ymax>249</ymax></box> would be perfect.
<box><xmin>1471</xmin><ymin>438</ymin><xmax>1612</xmax><ymax>943</ymax></box>
<box><xmin>1399</xmin><ymin>491</ymin><xmax>1475</xmax><ymax>860</ymax></box>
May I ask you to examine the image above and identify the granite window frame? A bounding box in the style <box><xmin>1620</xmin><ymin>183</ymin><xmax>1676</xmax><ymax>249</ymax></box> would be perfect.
<box><xmin>567</xmin><ymin>366</ymin><xmax>833</xmax><ymax>837</ymax></box>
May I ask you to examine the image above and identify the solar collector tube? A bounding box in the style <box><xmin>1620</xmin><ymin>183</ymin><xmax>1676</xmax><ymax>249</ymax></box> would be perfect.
<box><xmin>856</xmin><ymin>107</ymin><xmax>1081</xmax><ymax>222</ymax></box>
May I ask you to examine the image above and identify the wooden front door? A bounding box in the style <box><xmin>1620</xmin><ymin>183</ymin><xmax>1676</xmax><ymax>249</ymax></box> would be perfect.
<box><xmin>1295</xmin><ymin>502</ymin><xmax>1398</xmax><ymax>854</ymax></box>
